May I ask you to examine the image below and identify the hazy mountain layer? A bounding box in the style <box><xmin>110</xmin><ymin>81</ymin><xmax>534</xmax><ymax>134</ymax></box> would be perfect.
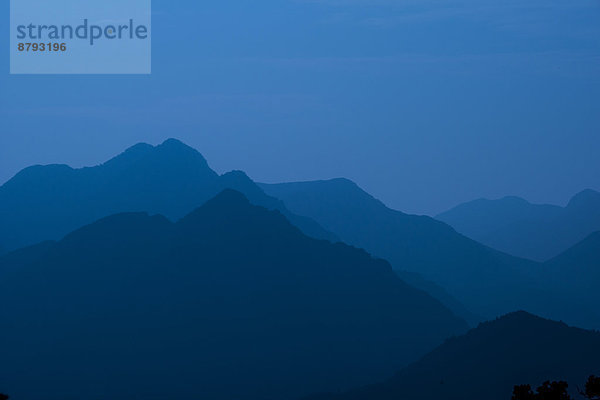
<box><xmin>260</xmin><ymin>179</ymin><xmax>599</xmax><ymax>328</ymax></box>
<box><xmin>544</xmin><ymin>231</ymin><xmax>600</xmax><ymax>314</ymax></box>
<box><xmin>0</xmin><ymin>139</ymin><xmax>336</xmax><ymax>254</ymax></box>
<box><xmin>0</xmin><ymin>190</ymin><xmax>466</xmax><ymax>400</ymax></box>
<box><xmin>436</xmin><ymin>190</ymin><xmax>600</xmax><ymax>261</ymax></box>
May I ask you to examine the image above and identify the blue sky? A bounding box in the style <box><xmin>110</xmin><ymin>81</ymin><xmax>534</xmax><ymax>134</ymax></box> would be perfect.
<box><xmin>1</xmin><ymin>0</ymin><xmax>599</xmax><ymax>214</ymax></box>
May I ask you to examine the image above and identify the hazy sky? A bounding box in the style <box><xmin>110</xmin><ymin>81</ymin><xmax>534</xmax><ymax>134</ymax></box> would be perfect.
<box><xmin>1</xmin><ymin>0</ymin><xmax>599</xmax><ymax>215</ymax></box>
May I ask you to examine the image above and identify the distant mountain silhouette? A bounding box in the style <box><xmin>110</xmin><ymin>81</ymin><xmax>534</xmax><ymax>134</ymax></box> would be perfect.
<box><xmin>260</xmin><ymin>179</ymin><xmax>599</xmax><ymax>328</ymax></box>
<box><xmin>305</xmin><ymin>311</ymin><xmax>600</xmax><ymax>400</ymax></box>
<box><xmin>0</xmin><ymin>190</ymin><xmax>466</xmax><ymax>400</ymax></box>
<box><xmin>0</xmin><ymin>139</ymin><xmax>336</xmax><ymax>254</ymax></box>
<box><xmin>436</xmin><ymin>190</ymin><xmax>600</xmax><ymax>261</ymax></box>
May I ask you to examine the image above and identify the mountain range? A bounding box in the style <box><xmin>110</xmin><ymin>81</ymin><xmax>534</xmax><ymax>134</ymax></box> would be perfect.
<box><xmin>0</xmin><ymin>140</ymin><xmax>477</xmax><ymax>326</ymax></box>
<box><xmin>0</xmin><ymin>190</ymin><xmax>466</xmax><ymax>400</ymax></box>
<box><xmin>0</xmin><ymin>139</ymin><xmax>335</xmax><ymax>255</ymax></box>
<box><xmin>436</xmin><ymin>191</ymin><xmax>600</xmax><ymax>261</ymax></box>
<box><xmin>305</xmin><ymin>311</ymin><xmax>600</xmax><ymax>400</ymax></box>
<box><xmin>1</xmin><ymin>139</ymin><xmax>598</xmax><ymax>329</ymax></box>
<box><xmin>260</xmin><ymin>179</ymin><xmax>600</xmax><ymax>328</ymax></box>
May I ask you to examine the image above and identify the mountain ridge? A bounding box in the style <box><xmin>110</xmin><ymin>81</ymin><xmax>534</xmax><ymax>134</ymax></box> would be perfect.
<box><xmin>305</xmin><ymin>311</ymin><xmax>600</xmax><ymax>400</ymax></box>
<box><xmin>0</xmin><ymin>139</ymin><xmax>337</xmax><ymax>254</ymax></box>
<box><xmin>260</xmin><ymin>179</ymin><xmax>599</xmax><ymax>329</ymax></box>
<box><xmin>0</xmin><ymin>189</ymin><xmax>466</xmax><ymax>400</ymax></box>
<box><xmin>436</xmin><ymin>189</ymin><xmax>600</xmax><ymax>261</ymax></box>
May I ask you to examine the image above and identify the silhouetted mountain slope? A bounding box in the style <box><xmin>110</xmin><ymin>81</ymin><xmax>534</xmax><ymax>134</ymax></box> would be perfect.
<box><xmin>0</xmin><ymin>139</ymin><xmax>335</xmax><ymax>254</ymax></box>
<box><xmin>436</xmin><ymin>190</ymin><xmax>600</xmax><ymax>261</ymax></box>
<box><xmin>395</xmin><ymin>270</ymin><xmax>483</xmax><ymax>327</ymax></box>
<box><xmin>260</xmin><ymin>179</ymin><xmax>598</xmax><ymax>328</ymax></box>
<box><xmin>0</xmin><ymin>190</ymin><xmax>466</xmax><ymax>400</ymax></box>
<box><xmin>306</xmin><ymin>311</ymin><xmax>600</xmax><ymax>400</ymax></box>
<box><xmin>548</xmin><ymin>231</ymin><xmax>600</xmax><ymax>273</ymax></box>
<box><xmin>544</xmin><ymin>231</ymin><xmax>600</xmax><ymax>309</ymax></box>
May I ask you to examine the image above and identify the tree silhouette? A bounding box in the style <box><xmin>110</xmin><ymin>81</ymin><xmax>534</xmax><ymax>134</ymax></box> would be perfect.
<box><xmin>512</xmin><ymin>381</ymin><xmax>572</xmax><ymax>400</ymax></box>
<box><xmin>582</xmin><ymin>376</ymin><xmax>600</xmax><ymax>400</ymax></box>
<box><xmin>512</xmin><ymin>384</ymin><xmax>536</xmax><ymax>400</ymax></box>
<box><xmin>535</xmin><ymin>381</ymin><xmax>571</xmax><ymax>400</ymax></box>
<box><xmin>0</xmin><ymin>393</ymin><xmax>9</xmax><ymax>400</ymax></box>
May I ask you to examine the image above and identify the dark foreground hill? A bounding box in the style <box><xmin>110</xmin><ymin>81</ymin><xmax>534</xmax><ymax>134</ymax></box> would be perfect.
<box><xmin>306</xmin><ymin>311</ymin><xmax>600</xmax><ymax>400</ymax></box>
<box><xmin>436</xmin><ymin>190</ymin><xmax>600</xmax><ymax>261</ymax></box>
<box><xmin>260</xmin><ymin>179</ymin><xmax>599</xmax><ymax>328</ymax></box>
<box><xmin>0</xmin><ymin>190</ymin><xmax>466</xmax><ymax>400</ymax></box>
<box><xmin>0</xmin><ymin>139</ymin><xmax>335</xmax><ymax>254</ymax></box>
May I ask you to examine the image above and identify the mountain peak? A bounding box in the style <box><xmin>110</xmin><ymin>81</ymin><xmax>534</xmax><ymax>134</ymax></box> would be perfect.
<box><xmin>548</xmin><ymin>230</ymin><xmax>600</xmax><ymax>269</ymax></box>
<box><xmin>310</xmin><ymin>311</ymin><xmax>599</xmax><ymax>400</ymax></box>
<box><xmin>101</xmin><ymin>142</ymin><xmax>153</xmax><ymax>166</ymax></box>
<box><xmin>500</xmin><ymin>309</ymin><xmax>534</xmax><ymax>319</ymax></box>
<box><xmin>107</xmin><ymin>138</ymin><xmax>211</xmax><ymax>165</ymax></box>
<box><xmin>177</xmin><ymin>189</ymin><xmax>256</xmax><ymax>227</ymax></box>
<box><xmin>489</xmin><ymin>310</ymin><xmax>542</xmax><ymax>325</ymax></box>
<box><xmin>567</xmin><ymin>189</ymin><xmax>600</xmax><ymax>209</ymax></box>
<box><xmin>158</xmin><ymin>138</ymin><xmax>193</xmax><ymax>150</ymax></box>
<box><xmin>221</xmin><ymin>169</ymin><xmax>253</xmax><ymax>183</ymax></box>
<box><xmin>328</xmin><ymin>177</ymin><xmax>359</xmax><ymax>186</ymax></box>
<box><xmin>261</xmin><ymin>178</ymin><xmax>376</xmax><ymax>205</ymax></box>
<box><xmin>3</xmin><ymin>164</ymin><xmax>74</xmax><ymax>188</ymax></box>
<box><xmin>0</xmin><ymin>139</ymin><xmax>338</xmax><ymax>253</ymax></box>
<box><xmin>101</xmin><ymin>139</ymin><xmax>218</xmax><ymax>185</ymax></box>
<box><xmin>498</xmin><ymin>196</ymin><xmax>530</xmax><ymax>205</ymax></box>
<box><xmin>162</xmin><ymin>138</ymin><xmax>184</xmax><ymax>145</ymax></box>
<box><xmin>175</xmin><ymin>189</ymin><xmax>308</xmax><ymax>245</ymax></box>
<box><xmin>204</xmin><ymin>188</ymin><xmax>251</xmax><ymax>208</ymax></box>
<box><xmin>154</xmin><ymin>138</ymin><xmax>209</xmax><ymax>160</ymax></box>
<box><xmin>123</xmin><ymin>142</ymin><xmax>154</xmax><ymax>154</ymax></box>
